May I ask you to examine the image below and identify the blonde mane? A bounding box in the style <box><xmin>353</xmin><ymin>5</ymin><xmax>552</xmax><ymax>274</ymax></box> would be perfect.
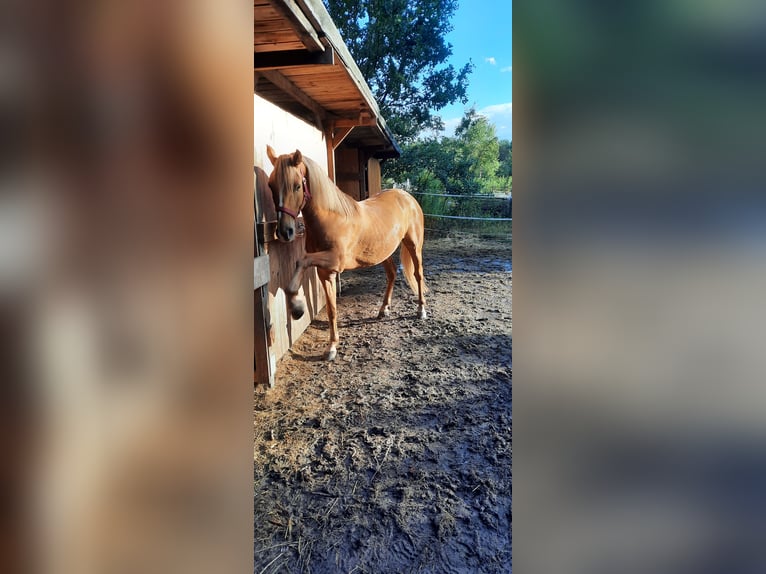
<box><xmin>303</xmin><ymin>156</ymin><xmax>359</xmax><ymax>218</ymax></box>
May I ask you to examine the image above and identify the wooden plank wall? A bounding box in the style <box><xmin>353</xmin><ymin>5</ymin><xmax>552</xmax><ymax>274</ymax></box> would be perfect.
<box><xmin>335</xmin><ymin>146</ymin><xmax>363</xmax><ymax>200</ymax></box>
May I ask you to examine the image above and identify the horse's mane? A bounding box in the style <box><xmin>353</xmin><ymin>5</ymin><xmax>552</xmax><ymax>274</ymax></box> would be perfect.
<box><xmin>303</xmin><ymin>156</ymin><xmax>358</xmax><ymax>218</ymax></box>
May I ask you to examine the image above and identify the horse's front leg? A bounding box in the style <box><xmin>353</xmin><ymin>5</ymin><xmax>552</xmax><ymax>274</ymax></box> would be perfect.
<box><xmin>317</xmin><ymin>268</ymin><xmax>339</xmax><ymax>361</ymax></box>
<box><xmin>285</xmin><ymin>249</ymin><xmax>340</xmax><ymax>320</ymax></box>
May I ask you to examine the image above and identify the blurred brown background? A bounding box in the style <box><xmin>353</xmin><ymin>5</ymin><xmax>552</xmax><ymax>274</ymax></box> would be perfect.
<box><xmin>1</xmin><ymin>1</ymin><xmax>253</xmax><ymax>572</ymax></box>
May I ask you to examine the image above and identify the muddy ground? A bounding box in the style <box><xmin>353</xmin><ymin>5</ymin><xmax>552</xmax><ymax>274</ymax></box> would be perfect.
<box><xmin>254</xmin><ymin>235</ymin><xmax>512</xmax><ymax>573</ymax></box>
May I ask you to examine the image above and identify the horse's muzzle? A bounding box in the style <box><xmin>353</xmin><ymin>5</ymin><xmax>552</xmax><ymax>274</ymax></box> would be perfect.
<box><xmin>276</xmin><ymin>222</ymin><xmax>295</xmax><ymax>242</ymax></box>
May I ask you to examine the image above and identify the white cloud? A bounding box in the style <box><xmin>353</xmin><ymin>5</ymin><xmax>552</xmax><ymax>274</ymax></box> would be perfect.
<box><xmin>479</xmin><ymin>102</ymin><xmax>512</xmax><ymax>140</ymax></box>
<box><xmin>441</xmin><ymin>116</ymin><xmax>462</xmax><ymax>136</ymax></box>
<box><xmin>480</xmin><ymin>102</ymin><xmax>513</xmax><ymax>116</ymax></box>
<box><xmin>500</xmin><ymin>66</ymin><xmax>512</xmax><ymax>73</ymax></box>
<box><xmin>434</xmin><ymin>102</ymin><xmax>513</xmax><ymax>140</ymax></box>
<box><xmin>485</xmin><ymin>57</ymin><xmax>496</xmax><ymax>65</ymax></box>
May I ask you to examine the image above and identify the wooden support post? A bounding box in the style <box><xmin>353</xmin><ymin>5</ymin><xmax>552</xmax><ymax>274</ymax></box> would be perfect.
<box><xmin>332</xmin><ymin>126</ymin><xmax>353</xmax><ymax>149</ymax></box>
<box><xmin>325</xmin><ymin>123</ymin><xmax>336</xmax><ymax>182</ymax></box>
<box><xmin>359</xmin><ymin>152</ymin><xmax>368</xmax><ymax>200</ymax></box>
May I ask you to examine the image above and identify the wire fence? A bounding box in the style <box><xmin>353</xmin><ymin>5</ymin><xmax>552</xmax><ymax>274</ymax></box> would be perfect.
<box><xmin>407</xmin><ymin>189</ymin><xmax>512</xmax><ymax>240</ymax></box>
<box><xmin>422</xmin><ymin>220</ymin><xmax>512</xmax><ymax>240</ymax></box>
<box><xmin>410</xmin><ymin>191</ymin><xmax>511</xmax><ymax>200</ymax></box>
<box><xmin>423</xmin><ymin>213</ymin><xmax>512</xmax><ymax>221</ymax></box>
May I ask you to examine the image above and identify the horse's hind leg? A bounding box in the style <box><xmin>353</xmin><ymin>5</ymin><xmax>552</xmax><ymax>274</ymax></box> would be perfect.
<box><xmin>317</xmin><ymin>268</ymin><xmax>339</xmax><ymax>361</ymax></box>
<box><xmin>378</xmin><ymin>256</ymin><xmax>396</xmax><ymax>318</ymax></box>
<box><xmin>402</xmin><ymin>235</ymin><xmax>427</xmax><ymax>320</ymax></box>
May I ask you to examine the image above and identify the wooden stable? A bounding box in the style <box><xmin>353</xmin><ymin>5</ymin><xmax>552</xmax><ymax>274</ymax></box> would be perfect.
<box><xmin>254</xmin><ymin>0</ymin><xmax>400</xmax><ymax>386</ymax></box>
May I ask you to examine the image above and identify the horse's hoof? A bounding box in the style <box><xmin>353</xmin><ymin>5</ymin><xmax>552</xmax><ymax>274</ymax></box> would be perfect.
<box><xmin>378</xmin><ymin>306</ymin><xmax>390</xmax><ymax>319</ymax></box>
<box><xmin>417</xmin><ymin>307</ymin><xmax>427</xmax><ymax>320</ymax></box>
<box><xmin>325</xmin><ymin>347</ymin><xmax>337</xmax><ymax>361</ymax></box>
<box><xmin>290</xmin><ymin>299</ymin><xmax>306</xmax><ymax>320</ymax></box>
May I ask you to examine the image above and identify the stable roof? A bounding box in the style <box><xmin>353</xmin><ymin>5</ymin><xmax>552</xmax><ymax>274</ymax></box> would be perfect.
<box><xmin>254</xmin><ymin>0</ymin><xmax>400</xmax><ymax>158</ymax></box>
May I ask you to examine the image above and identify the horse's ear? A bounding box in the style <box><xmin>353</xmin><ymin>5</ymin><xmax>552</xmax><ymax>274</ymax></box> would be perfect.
<box><xmin>266</xmin><ymin>145</ymin><xmax>278</xmax><ymax>166</ymax></box>
<box><xmin>291</xmin><ymin>150</ymin><xmax>303</xmax><ymax>166</ymax></box>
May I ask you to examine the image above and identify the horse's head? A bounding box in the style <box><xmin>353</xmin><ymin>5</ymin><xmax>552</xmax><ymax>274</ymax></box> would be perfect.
<box><xmin>266</xmin><ymin>145</ymin><xmax>310</xmax><ymax>242</ymax></box>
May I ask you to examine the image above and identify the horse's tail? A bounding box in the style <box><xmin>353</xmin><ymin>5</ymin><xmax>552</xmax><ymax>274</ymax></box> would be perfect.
<box><xmin>400</xmin><ymin>241</ymin><xmax>429</xmax><ymax>296</ymax></box>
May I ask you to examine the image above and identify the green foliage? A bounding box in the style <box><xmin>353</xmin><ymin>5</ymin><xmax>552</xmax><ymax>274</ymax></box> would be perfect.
<box><xmin>384</xmin><ymin>107</ymin><xmax>510</xmax><ymax>196</ymax></box>
<box><xmin>323</xmin><ymin>0</ymin><xmax>473</xmax><ymax>142</ymax></box>
<box><xmin>455</xmin><ymin>108</ymin><xmax>500</xmax><ymax>192</ymax></box>
<box><xmin>383</xmin><ymin>108</ymin><xmax>512</xmax><ymax>239</ymax></box>
<box><xmin>385</xmin><ymin>137</ymin><xmax>451</xmax><ymax>191</ymax></box>
<box><xmin>498</xmin><ymin>140</ymin><xmax>512</xmax><ymax>178</ymax></box>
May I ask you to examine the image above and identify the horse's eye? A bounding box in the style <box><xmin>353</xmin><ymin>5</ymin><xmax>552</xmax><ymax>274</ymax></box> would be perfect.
<box><xmin>295</xmin><ymin>185</ymin><xmax>301</xmax><ymax>192</ymax></box>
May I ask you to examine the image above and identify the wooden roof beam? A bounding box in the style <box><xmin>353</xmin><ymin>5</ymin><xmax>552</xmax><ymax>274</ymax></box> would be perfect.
<box><xmin>265</xmin><ymin>0</ymin><xmax>401</xmax><ymax>156</ymax></box>
<box><xmin>331</xmin><ymin>126</ymin><xmax>353</xmax><ymax>149</ymax></box>
<box><xmin>327</xmin><ymin>115</ymin><xmax>378</xmax><ymax>149</ymax></box>
<box><xmin>253</xmin><ymin>47</ymin><xmax>334</xmax><ymax>71</ymax></box>
<box><xmin>334</xmin><ymin>116</ymin><xmax>376</xmax><ymax>129</ymax></box>
<box><xmin>256</xmin><ymin>70</ymin><xmax>327</xmax><ymax>128</ymax></box>
<box><xmin>267</xmin><ymin>0</ymin><xmax>324</xmax><ymax>52</ymax></box>
<box><xmin>293</xmin><ymin>0</ymin><xmax>382</xmax><ymax>119</ymax></box>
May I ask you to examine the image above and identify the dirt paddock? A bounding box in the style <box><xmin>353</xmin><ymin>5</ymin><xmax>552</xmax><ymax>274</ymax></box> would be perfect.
<box><xmin>254</xmin><ymin>235</ymin><xmax>512</xmax><ymax>573</ymax></box>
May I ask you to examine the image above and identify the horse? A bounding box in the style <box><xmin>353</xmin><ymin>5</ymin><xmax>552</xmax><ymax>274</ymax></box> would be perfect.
<box><xmin>266</xmin><ymin>145</ymin><xmax>428</xmax><ymax>361</ymax></box>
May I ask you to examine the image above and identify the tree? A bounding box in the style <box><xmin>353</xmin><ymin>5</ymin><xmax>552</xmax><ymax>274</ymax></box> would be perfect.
<box><xmin>324</xmin><ymin>0</ymin><xmax>472</xmax><ymax>142</ymax></box>
<box><xmin>498</xmin><ymin>140</ymin><xmax>512</xmax><ymax>178</ymax></box>
<box><xmin>455</xmin><ymin>107</ymin><xmax>500</xmax><ymax>192</ymax></box>
<box><xmin>384</xmin><ymin>137</ymin><xmax>454</xmax><ymax>191</ymax></box>
<box><xmin>387</xmin><ymin>108</ymin><xmax>504</xmax><ymax>194</ymax></box>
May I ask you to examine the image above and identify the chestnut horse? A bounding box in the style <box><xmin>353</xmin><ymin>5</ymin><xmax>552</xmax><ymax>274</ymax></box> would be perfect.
<box><xmin>267</xmin><ymin>145</ymin><xmax>427</xmax><ymax>361</ymax></box>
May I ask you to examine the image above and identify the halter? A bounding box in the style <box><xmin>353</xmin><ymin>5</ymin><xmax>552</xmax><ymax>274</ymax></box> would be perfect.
<box><xmin>277</xmin><ymin>175</ymin><xmax>311</xmax><ymax>219</ymax></box>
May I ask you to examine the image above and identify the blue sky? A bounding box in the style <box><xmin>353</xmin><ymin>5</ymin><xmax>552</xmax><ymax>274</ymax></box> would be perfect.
<box><xmin>434</xmin><ymin>1</ymin><xmax>512</xmax><ymax>141</ymax></box>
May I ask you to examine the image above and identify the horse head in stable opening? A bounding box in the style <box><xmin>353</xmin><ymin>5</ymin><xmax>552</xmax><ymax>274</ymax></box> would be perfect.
<box><xmin>266</xmin><ymin>145</ymin><xmax>310</xmax><ymax>243</ymax></box>
<box><xmin>265</xmin><ymin>145</ymin><xmax>428</xmax><ymax>361</ymax></box>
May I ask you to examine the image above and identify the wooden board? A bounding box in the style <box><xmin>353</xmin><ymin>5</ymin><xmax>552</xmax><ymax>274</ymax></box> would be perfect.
<box><xmin>255</xmin><ymin>166</ymin><xmax>275</xmax><ymax>388</ymax></box>
<box><xmin>254</xmin><ymin>4</ymin><xmax>281</xmax><ymax>22</ymax></box>
<box><xmin>255</xmin><ymin>0</ymin><xmax>323</xmax><ymax>52</ymax></box>
<box><xmin>254</xmin><ymin>255</ymin><xmax>270</xmax><ymax>288</ymax></box>
<box><xmin>254</xmin><ymin>49</ymin><xmax>333</xmax><ymax>71</ymax></box>
<box><xmin>256</xmin><ymin>48</ymin><xmax>374</xmax><ymax>119</ymax></box>
<box><xmin>335</xmin><ymin>146</ymin><xmax>363</xmax><ymax>200</ymax></box>
<box><xmin>367</xmin><ymin>158</ymin><xmax>382</xmax><ymax>196</ymax></box>
<box><xmin>254</xmin><ymin>15</ymin><xmax>303</xmax><ymax>53</ymax></box>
